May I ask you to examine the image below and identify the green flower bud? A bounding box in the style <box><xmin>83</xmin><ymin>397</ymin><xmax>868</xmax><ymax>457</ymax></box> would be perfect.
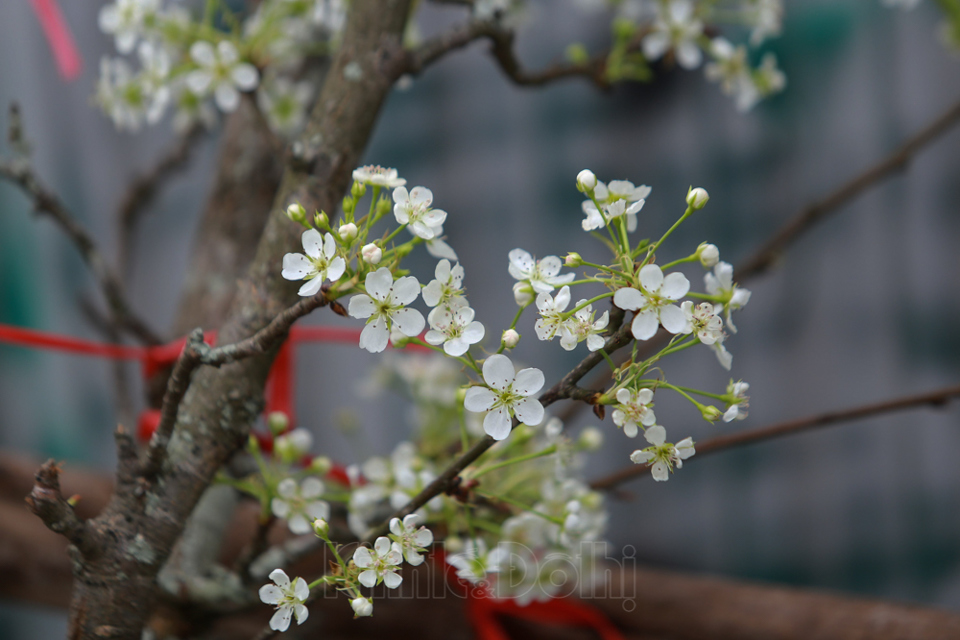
<box><xmin>267</xmin><ymin>411</ymin><xmax>289</xmax><ymax>436</ymax></box>
<box><xmin>565</xmin><ymin>252</ymin><xmax>583</xmax><ymax>267</ymax></box>
<box><xmin>701</xmin><ymin>405</ymin><xmax>722</xmax><ymax>422</ymax></box>
<box><xmin>286</xmin><ymin>203</ymin><xmax>307</xmax><ymax>226</ymax></box>
<box><xmin>686</xmin><ymin>187</ymin><xmax>709</xmax><ymax>211</ymax></box>
<box><xmin>310</xmin><ymin>455</ymin><xmax>332</xmax><ymax>475</ymax></box>
<box><xmin>312</xmin><ymin>518</ymin><xmax>330</xmax><ymax>539</ymax></box>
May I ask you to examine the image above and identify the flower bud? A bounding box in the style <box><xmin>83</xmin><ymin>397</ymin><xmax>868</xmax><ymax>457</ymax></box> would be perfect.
<box><xmin>310</xmin><ymin>455</ymin><xmax>332</xmax><ymax>475</ymax></box>
<box><xmin>351</xmin><ymin>596</ymin><xmax>374</xmax><ymax>617</ymax></box>
<box><xmin>350</xmin><ymin>180</ymin><xmax>366</xmax><ymax>199</ymax></box>
<box><xmin>697</xmin><ymin>242</ymin><xmax>719</xmax><ymax>268</ymax></box>
<box><xmin>701</xmin><ymin>405</ymin><xmax>722</xmax><ymax>422</ymax></box>
<box><xmin>501</xmin><ymin>329</ymin><xmax>520</xmax><ymax>349</ymax></box>
<box><xmin>342</xmin><ymin>195</ymin><xmax>356</xmax><ymax>215</ymax></box>
<box><xmin>512</xmin><ymin>282</ymin><xmax>533</xmax><ymax>306</ymax></box>
<box><xmin>286</xmin><ymin>203</ymin><xmax>307</xmax><ymax>225</ymax></box>
<box><xmin>581</xmin><ymin>490</ymin><xmax>603</xmax><ymax>510</ymax></box>
<box><xmin>312</xmin><ymin>518</ymin><xmax>330</xmax><ymax>539</ymax></box>
<box><xmin>267</xmin><ymin>411</ymin><xmax>289</xmax><ymax>436</ymax></box>
<box><xmin>376</xmin><ymin>196</ymin><xmax>392</xmax><ymax>217</ymax></box>
<box><xmin>686</xmin><ymin>187</ymin><xmax>709</xmax><ymax>210</ymax></box>
<box><xmin>576</xmin><ymin>169</ymin><xmax>597</xmax><ymax>193</ymax></box>
<box><xmin>314</xmin><ymin>211</ymin><xmax>329</xmax><ymax>229</ymax></box>
<box><xmin>361</xmin><ymin>243</ymin><xmax>382</xmax><ymax>264</ymax></box>
<box><xmin>339</xmin><ymin>223</ymin><xmax>358</xmax><ymax>242</ymax></box>
<box><xmin>565</xmin><ymin>252</ymin><xmax>583</xmax><ymax>267</ymax></box>
<box><xmin>578</xmin><ymin>426</ymin><xmax>604</xmax><ymax>451</ymax></box>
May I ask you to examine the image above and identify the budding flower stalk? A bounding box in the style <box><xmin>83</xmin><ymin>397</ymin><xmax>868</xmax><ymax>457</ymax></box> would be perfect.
<box><xmin>576</xmin><ymin>169</ymin><xmax>597</xmax><ymax>193</ymax></box>
<box><xmin>686</xmin><ymin>187</ymin><xmax>709</xmax><ymax>210</ymax></box>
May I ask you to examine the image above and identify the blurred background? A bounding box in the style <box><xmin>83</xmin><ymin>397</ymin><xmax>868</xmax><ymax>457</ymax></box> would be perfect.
<box><xmin>1</xmin><ymin>0</ymin><xmax>959</xmax><ymax>636</ymax></box>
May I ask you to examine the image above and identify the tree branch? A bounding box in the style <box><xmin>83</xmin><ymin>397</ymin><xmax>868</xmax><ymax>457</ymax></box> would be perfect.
<box><xmin>736</xmin><ymin>96</ymin><xmax>960</xmax><ymax>280</ymax></box>
<box><xmin>589</xmin><ymin>383</ymin><xmax>960</xmax><ymax>491</ymax></box>
<box><xmin>25</xmin><ymin>459</ymin><xmax>100</xmax><ymax>558</ymax></box>
<box><xmin>0</xmin><ymin>111</ymin><xmax>162</xmax><ymax>345</ymax></box>
<box><xmin>403</xmin><ymin>19</ymin><xmax>610</xmax><ymax>89</ymax></box>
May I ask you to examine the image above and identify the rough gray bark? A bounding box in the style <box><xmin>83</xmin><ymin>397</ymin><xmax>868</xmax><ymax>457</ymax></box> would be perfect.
<box><xmin>38</xmin><ymin>3</ymin><xmax>414</xmax><ymax>638</ymax></box>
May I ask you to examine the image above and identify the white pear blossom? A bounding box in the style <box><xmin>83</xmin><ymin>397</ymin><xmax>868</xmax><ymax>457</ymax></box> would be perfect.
<box><xmin>186</xmin><ymin>41</ymin><xmax>259</xmax><ymax>113</ymax></box>
<box><xmin>350</xmin><ymin>596</ymin><xmax>374</xmax><ymax>617</ymax></box>
<box><xmin>509</xmin><ymin>249</ymin><xmax>575</xmax><ymax>294</ymax></box>
<box><xmin>389</xmin><ymin>514</ymin><xmax>434</xmax><ymax>566</ymax></box>
<box><xmin>681</xmin><ymin>301</ymin><xmax>724</xmax><ymax>345</ymax></box>
<box><xmin>534</xmin><ymin>286</ymin><xmax>571</xmax><ymax>341</ymax></box>
<box><xmin>613</xmin><ymin>264</ymin><xmax>691</xmax><ymax>340</ymax></box>
<box><xmin>96</xmin><ymin>57</ymin><xmax>146</xmax><ymax>131</ymax></box>
<box><xmin>393</xmin><ymin>186</ymin><xmax>448</xmax><ymax>239</ymax></box>
<box><xmin>705</xmin><ymin>38</ymin><xmax>755</xmax><ymax>111</ymax></box>
<box><xmin>259</xmin><ymin>569</ymin><xmax>309</xmax><ymax>632</ymax></box>
<box><xmin>581</xmin><ymin>180</ymin><xmax>650</xmax><ymax>232</ymax></box>
<box><xmin>98</xmin><ymin>0</ymin><xmax>159</xmax><ymax>54</ymax></box>
<box><xmin>425</xmin><ymin>306</ymin><xmax>485</xmax><ymax>356</ymax></box>
<box><xmin>136</xmin><ymin>42</ymin><xmax>171</xmax><ymax>125</ymax></box>
<box><xmin>282</xmin><ymin>229</ymin><xmax>346</xmax><ymax>296</ymax></box>
<box><xmin>704</xmin><ymin>261</ymin><xmax>751</xmax><ymax>332</ymax></box>
<box><xmin>257</xmin><ymin>76</ymin><xmax>312</xmax><ymax>136</ymax></box>
<box><xmin>352</xmin><ymin>165</ymin><xmax>406</xmax><ymax>188</ymax></box>
<box><xmin>559</xmin><ymin>301</ymin><xmax>609</xmax><ymax>351</ymax></box>
<box><xmin>446</xmin><ymin>538</ymin><xmax>499</xmax><ymax>583</ymax></box>
<box><xmin>272</xmin><ymin>477</ymin><xmax>330</xmax><ymax>535</ymax></box>
<box><xmin>464</xmin><ymin>354</ymin><xmax>545</xmax><ymax>440</ymax></box>
<box><xmin>723</xmin><ymin>380</ymin><xmax>750</xmax><ymax>422</ymax></box>
<box><xmin>421</xmin><ymin>260</ymin><xmax>466</xmax><ymax>311</ymax></box>
<box><xmin>750</xmin><ymin>0</ymin><xmax>784</xmax><ymax>45</ymax></box>
<box><xmin>273</xmin><ymin>427</ymin><xmax>313</xmax><ymax>460</ymax></box>
<box><xmin>629</xmin><ymin>425</ymin><xmax>695</xmax><ymax>481</ymax></box>
<box><xmin>353</xmin><ymin>536</ymin><xmax>404</xmax><ymax>589</ymax></box>
<box><xmin>643</xmin><ymin>0</ymin><xmax>704</xmax><ymax>70</ymax></box>
<box><xmin>612</xmin><ymin>388</ymin><xmax>656</xmax><ymax>438</ymax></box>
<box><xmin>348</xmin><ymin>268</ymin><xmax>425</xmax><ymax>353</ymax></box>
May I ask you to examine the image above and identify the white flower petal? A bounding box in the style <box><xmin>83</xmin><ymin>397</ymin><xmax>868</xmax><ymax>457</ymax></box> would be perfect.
<box><xmin>484</xmin><ymin>407</ymin><xmax>513</xmax><ymax>440</ymax></box>
<box><xmin>365</xmin><ymin>268</ymin><xmax>394</xmax><ymax>301</ymax></box>
<box><xmin>391</xmin><ymin>276</ymin><xmax>421</xmax><ymax>305</ymax></box>
<box><xmin>513</xmin><ymin>397</ymin><xmax>544</xmax><ymax>426</ymax></box>
<box><xmin>269</xmin><ymin>568</ymin><xmax>291</xmax><ymax>589</ymax></box>
<box><xmin>298</xmin><ymin>277</ymin><xmax>323</xmax><ymax>297</ymax></box>
<box><xmin>383</xmin><ymin>571</ymin><xmax>403</xmax><ymax>589</ymax></box>
<box><xmin>513</xmin><ymin>368</ymin><xmax>545</xmax><ymax>396</ymax></box>
<box><xmin>359</xmin><ymin>318</ymin><xmax>389</xmax><ymax>353</ymax></box>
<box><xmin>232</xmin><ymin>63</ymin><xmax>259</xmax><ymax>90</ymax></box>
<box><xmin>638</xmin><ymin>264</ymin><xmax>664</xmax><ymax>292</ymax></box>
<box><xmin>302</xmin><ymin>229</ymin><xmax>324</xmax><ymax>259</ymax></box>
<box><xmin>644</xmin><ymin>425</ymin><xmax>666</xmax><ymax>446</ymax></box>
<box><xmin>631</xmin><ymin>310</ymin><xmax>660</xmax><ymax>340</ymax></box>
<box><xmin>660</xmin><ymin>304</ymin><xmax>689</xmax><ymax>334</ymax></box>
<box><xmin>270</xmin><ymin>607</ymin><xmax>293</xmax><ymax>632</ymax></box>
<box><xmin>358</xmin><ymin>569</ymin><xmax>378</xmax><ymax>588</ymax></box>
<box><xmin>482</xmin><ymin>354</ymin><xmax>515</xmax><ymax>391</ymax></box>
<box><xmin>282</xmin><ymin>253</ymin><xmax>313</xmax><ymax>280</ymax></box>
<box><xmin>661</xmin><ymin>272</ymin><xmax>691</xmax><ymax>299</ymax></box>
<box><xmin>259</xmin><ymin>584</ymin><xmax>283</xmax><ymax>604</ymax></box>
<box><xmin>650</xmin><ymin>460</ymin><xmax>670</xmax><ymax>481</ymax></box>
<box><xmin>613</xmin><ymin>287</ymin><xmax>644</xmax><ymax>311</ymax></box>
<box><xmin>392</xmin><ymin>308</ymin><xmax>425</xmax><ymax>337</ymax></box>
<box><xmin>464</xmin><ymin>387</ymin><xmax>496</xmax><ymax>412</ymax></box>
<box><xmin>214</xmin><ymin>83</ymin><xmax>240</xmax><ymax>112</ymax></box>
<box><xmin>348</xmin><ymin>294</ymin><xmax>376</xmax><ymax>319</ymax></box>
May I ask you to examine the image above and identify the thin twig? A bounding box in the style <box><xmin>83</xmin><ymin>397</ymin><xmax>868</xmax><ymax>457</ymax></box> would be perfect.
<box><xmin>117</xmin><ymin>125</ymin><xmax>204</xmax><ymax>282</ymax></box>
<box><xmin>141</xmin><ymin>329</ymin><xmax>206</xmax><ymax>478</ymax></box>
<box><xmin>0</xmin><ymin>153</ymin><xmax>162</xmax><ymax>345</ymax></box>
<box><xmin>589</xmin><ymin>383</ymin><xmax>960</xmax><ymax>491</ymax></box>
<box><xmin>735</xmin><ymin>97</ymin><xmax>960</xmax><ymax>280</ymax></box>
<box><xmin>403</xmin><ymin>19</ymin><xmax>610</xmax><ymax>89</ymax></box>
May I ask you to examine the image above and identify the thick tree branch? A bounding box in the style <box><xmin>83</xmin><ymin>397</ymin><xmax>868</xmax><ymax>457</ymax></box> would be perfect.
<box><xmin>736</xmin><ymin>96</ymin><xmax>960</xmax><ymax>280</ymax></box>
<box><xmin>589</xmin><ymin>383</ymin><xmax>960</xmax><ymax>491</ymax></box>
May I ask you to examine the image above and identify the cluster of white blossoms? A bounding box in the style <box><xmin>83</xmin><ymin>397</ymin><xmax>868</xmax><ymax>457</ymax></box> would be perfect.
<box><xmin>256</xmin><ymin>164</ymin><xmax>755</xmax><ymax>626</ymax></box>
<box><xmin>565</xmin><ymin>0</ymin><xmax>787</xmax><ymax>111</ymax></box>
<box><xmin>96</xmin><ymin>0</ymin><xmax>345</xmax><ymax>134</ymax></box>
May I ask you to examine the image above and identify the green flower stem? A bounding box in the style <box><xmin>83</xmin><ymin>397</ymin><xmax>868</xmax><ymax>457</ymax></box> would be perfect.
<box><xmin>379</xmin><ymin>223</ymin><xmax>407</xmax><ymax>248</ymax></box>
<box><xmin>660</xmin><ymin>254</ymin><xmax>699</xmax><ymax>270</ymax></box>
<box><xmin>598</xmin><ymin>348</ymin><xmax>618</xmax><ymax>372</ymax></box>
<box><xmin>589</xmin><ymin>194</ymin><xmax>624</xmax><ymax>252</ymax></box>
<box><xmin>657</xmin><ymin>336</ymin><xmax>700</xmax><ymax>358</ymax></box>
<box><xmin>407</xmin><ymin>338</ymin><xmax>479</xmax><ymax>373</ymax></box>
<box><xmin>671</xmin><ymin>384</ymin><xmax>729</xmax><ymax>402</ymax></box>
<box><xmin>474</xmin><ymin>490</ymin><xmax>564</xmax><ymax>526</ymax></box>
<box><xmin>497</xmin><ymin>302</ymin><xmax>531</xmax><ymax>354</ymax></box>
<box><xmin>564</xmin><ymin>291</ymin><xmax>615</xmax><ymax>319</ymax></box>
<box><xmin>686</xmin><ymin>291</ymin><xmax>724</xmax><ymax>302</ymax></box>
<box><xmin>457</xmin><ymin>403</ymin><xmax>470</xmax><ymax>454</ymax></box>
<box><xmin>643</xmin><ymin>205</ymin><xmax>694</xmax><ymax>267</ymax></box>
<box><xmin>471</xmin><ymin>445</ymin><xmax>558</xmax><ymax>479</ymax></box>
<box><xmin>579</xmin><ymin>260</ymin><xmax>619</xmax><ymax>274</ymax></box>
<box><xmin>659</xmin><ymin>382</ymin><xmax>708</xmax><ymax>410</ymax></box>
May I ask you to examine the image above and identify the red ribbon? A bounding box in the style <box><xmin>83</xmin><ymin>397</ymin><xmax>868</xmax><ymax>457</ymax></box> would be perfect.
<box><xmin>433</xmin><ymin>549</ymin><xmax>626</xmax><ymax>640</ymax></box>
<box><xmin>29</xmin><ymin>0</ymin><xmax>83</xmax><ymax>80</ymax></box>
